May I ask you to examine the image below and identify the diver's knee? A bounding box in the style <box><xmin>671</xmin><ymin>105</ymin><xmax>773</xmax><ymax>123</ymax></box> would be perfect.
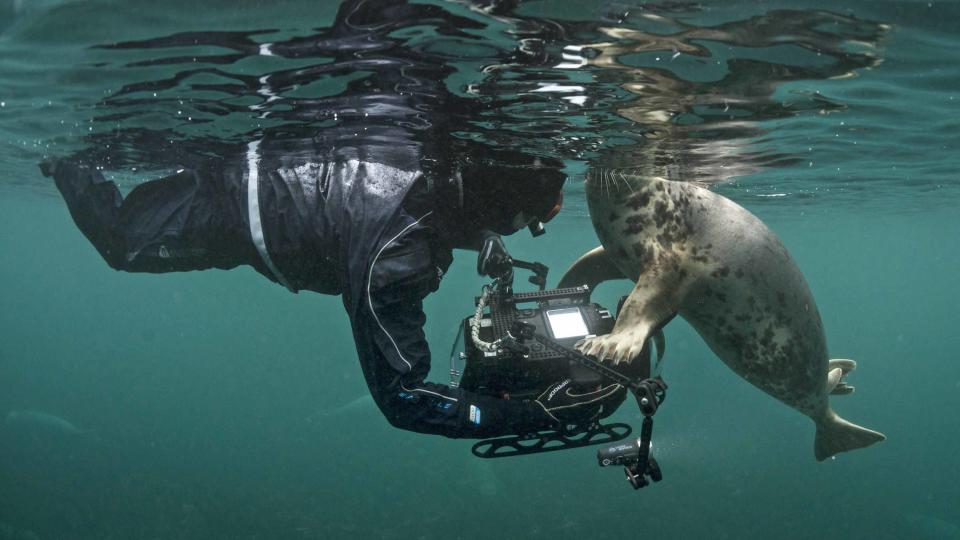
<box><xmin>102</xmin><ymin>250</ymin><xmax>129</xmax><ymax>271</ymax></box>
<box><xmin>45</xmin><ymin>159</ymin><xmax>100</xmax><ymax>187</ymax></box>
<box><xmin>39</xmin><ymin>159</ymin><xmax>60</xmax><ymax>178</ymax></box>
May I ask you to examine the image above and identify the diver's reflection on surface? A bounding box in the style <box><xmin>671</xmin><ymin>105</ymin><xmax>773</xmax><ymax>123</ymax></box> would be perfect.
<box><xmin>85</xmin><ymin>0</ymin><xmax>508</xmax><ymax>173</ymax></box>
<box><xmin>70</xmin><ymin>2</ymin><xmax>890</xmax><ymax>196</ymax></box>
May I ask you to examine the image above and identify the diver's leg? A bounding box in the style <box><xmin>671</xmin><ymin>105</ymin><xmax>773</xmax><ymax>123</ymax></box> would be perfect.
<box><xmin>43</xmin><ymin>160</ymin><xmax>127</xmax><ymax>268</ymax></box>
<box><xmin>115</xmin><ymin>168</ymin><xmax>252</xmax><ymax>273</ymax></box>
<box><xmin>44</xmin><ymin>160</ymin><xmax>252</xmax><ymax>273</ymax></box>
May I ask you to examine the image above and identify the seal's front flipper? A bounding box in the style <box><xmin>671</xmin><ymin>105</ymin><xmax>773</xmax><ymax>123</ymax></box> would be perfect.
<box><xmin>557</xmin><ymin>246</ymin><xmax>626</xmax><ymax>290</ymax></box>
<box><xmin>577</xmin><ymin>279</ymin><xmax>681</xmax><ymax>365</ymax></box>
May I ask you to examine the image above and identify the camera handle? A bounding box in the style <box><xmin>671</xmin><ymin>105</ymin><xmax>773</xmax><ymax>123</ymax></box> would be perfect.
<box><xmin>511</xmin><ymin>258</ymin><xmax>549</xmax><ymax>290</ymax></box>
<box><xmin>476</xmin><ymin>236</ymin><xmax>549</xmax><ymax>292</ymax></box>
<box><xmin>490</xmin><ymin>259</ymin><xmax>548</xmax><ymax>294</ymax></box>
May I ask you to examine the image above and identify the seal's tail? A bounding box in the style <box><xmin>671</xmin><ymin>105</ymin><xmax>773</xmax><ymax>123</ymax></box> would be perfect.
<box><xmin>814</xmin><ymin>409</ymin><xmax>885</xmax><ymax>461</ymax></box>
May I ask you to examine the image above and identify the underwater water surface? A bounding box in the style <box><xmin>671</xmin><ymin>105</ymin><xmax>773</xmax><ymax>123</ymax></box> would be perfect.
<box><xmin>1</xmin><ymin>0</ymin><xmax>958</xmax><ymax>539</ymax></box>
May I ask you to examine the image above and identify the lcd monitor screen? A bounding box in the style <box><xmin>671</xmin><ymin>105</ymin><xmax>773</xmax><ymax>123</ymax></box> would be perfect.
<box><xmin>545</xmin><ymin>308</ymin><xmax>589</xmax><ymax>339</ymax></box>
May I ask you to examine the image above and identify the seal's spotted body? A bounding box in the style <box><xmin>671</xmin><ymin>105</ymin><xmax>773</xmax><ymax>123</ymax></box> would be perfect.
<box><xmin>564</xmin><ymin>171</ymin><xmax>884</xmax><ymax>460</ymax></box>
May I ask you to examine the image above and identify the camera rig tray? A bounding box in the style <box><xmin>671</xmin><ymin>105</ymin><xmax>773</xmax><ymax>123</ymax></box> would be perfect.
<box><xmin>472</xmin><ymin>421</ymin><xmax>632</xmax><ymax>459</ymax></box>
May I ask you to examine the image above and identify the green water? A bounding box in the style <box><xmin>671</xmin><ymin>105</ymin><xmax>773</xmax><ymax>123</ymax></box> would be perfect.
<box><xmin>2</xmin><ymin>1</ymin><xmax>959</xmax><ymax>539</ymax></box>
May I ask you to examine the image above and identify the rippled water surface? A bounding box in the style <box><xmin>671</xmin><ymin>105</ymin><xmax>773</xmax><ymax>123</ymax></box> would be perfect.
<box><xmin>1</xmin><ymin>1</ymin><xmax>958</xmax><ymax>539</ymax></box>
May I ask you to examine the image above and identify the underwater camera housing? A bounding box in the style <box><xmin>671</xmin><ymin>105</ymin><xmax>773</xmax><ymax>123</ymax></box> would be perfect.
<box><xmin>449</xmin><ymin>256</ymin><xmax>667</xmax><ymax>489</ymax></box>
<box><xmin>453</xmin><ymin>284</ymin><xmax>648</xmax><ymax>400</ymax></box>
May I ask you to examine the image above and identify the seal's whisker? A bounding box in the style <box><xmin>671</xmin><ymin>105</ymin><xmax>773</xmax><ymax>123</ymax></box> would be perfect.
<box><xmin>617</xmin><ymin>169</ymin><xmax>636</xmax><ymax>194</ymax></box>
<box><xmin>611</xmin><ymin>170</ymin><xmax>633</xmax><ymax>196</ymax></box>
<box><xmin>609</xmin><ymin>167</ymin><xmax>623</xmax><ymax>193</ymax></box>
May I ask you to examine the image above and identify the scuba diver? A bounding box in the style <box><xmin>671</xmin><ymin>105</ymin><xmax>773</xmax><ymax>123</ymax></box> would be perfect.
<box><xmin>42</xmin><ymin>0</ymin><xmax>625</xmax><ymax>439</ymax></box>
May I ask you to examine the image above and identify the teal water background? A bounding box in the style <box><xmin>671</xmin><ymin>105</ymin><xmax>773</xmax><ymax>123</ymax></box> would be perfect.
<box><xmin>1</xmin><ymin>1</ymin><xmax>959</xmax><ymax>539</ymax></box>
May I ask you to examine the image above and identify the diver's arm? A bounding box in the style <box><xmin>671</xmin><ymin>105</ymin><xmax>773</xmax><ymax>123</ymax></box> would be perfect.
<box><xmin>354</xmin><ymin>292</ymin><xmax>550</xmax><ymax>438</ymax></box>
<box><xmin>460</xmin><ymin>228</ymin><xmax>500</xmax><ymax>252</ymax></box>
<box><xmin>354</xmin><ymin>230</ymin><xmax>549</xmax><ymax>439</ymax></box>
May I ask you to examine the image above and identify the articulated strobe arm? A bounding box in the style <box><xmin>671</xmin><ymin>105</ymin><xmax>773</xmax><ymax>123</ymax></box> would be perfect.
<box><xmin>518</xmin><ymin>323</ymin><xmax>668</xmax><ymax>490</ymax></box>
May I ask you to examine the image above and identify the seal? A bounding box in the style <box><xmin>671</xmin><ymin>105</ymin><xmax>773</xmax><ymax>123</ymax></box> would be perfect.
<box><xmin>558</xmin><ymin>170</ymin><xmax>885</xmax><ymax>461</ymax></box>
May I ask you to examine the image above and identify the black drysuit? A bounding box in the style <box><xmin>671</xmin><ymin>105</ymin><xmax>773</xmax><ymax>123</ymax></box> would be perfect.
<box><xmin>45</xmin><ymin>131</ymin><xmax>552</xmax><ymax>439</ymax></box>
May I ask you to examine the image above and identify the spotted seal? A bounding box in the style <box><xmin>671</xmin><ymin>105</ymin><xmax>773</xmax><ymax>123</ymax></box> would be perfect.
<box><xmin>559</xmin><ymin>171</ymin><xmax>885</xmax><ymax>461</ymax></box>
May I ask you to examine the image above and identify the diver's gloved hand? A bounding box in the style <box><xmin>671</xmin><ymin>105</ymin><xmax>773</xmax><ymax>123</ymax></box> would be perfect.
<box><xmin>477</xmin><ymin>233</ymin><xmax>513</xmax><ymax>280</ymax></box>
<box><xmin>534</xmin><ymin>379</ymin><xmax>626</xmax><ymax>427</ymax></box>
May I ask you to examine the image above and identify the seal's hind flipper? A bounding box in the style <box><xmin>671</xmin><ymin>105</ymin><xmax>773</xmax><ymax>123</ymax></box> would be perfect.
<box><xmin>829</xmin><ymin>358</ymin><xmax>857</xmax><ymax>374</ymax></box>
<box><xmin>826</xmin><ymin>367</ymin><xmax>843</xmax><ymax>394</ymax></box>
<box><xmin>814</xmin><ymin>409</ymin><xmax>885</xmax><ymax>461</ymax></box>
<box><xmin>827</xmin><ymin>359</ymin><xmax>857</xmax><ymax>395</ymax></box>
<box><xmin>830</xmin><ymin>383</ymin><xmax>855</xmax><ymax>395</ymax></box>
<box><xmin>557</xmin><ymin>246</ymin><xmax>626</xmax><ymax>290</ymax></box>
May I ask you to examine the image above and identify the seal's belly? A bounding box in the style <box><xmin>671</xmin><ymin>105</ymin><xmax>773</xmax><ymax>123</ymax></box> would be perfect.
<box><xmin>679</xmin><ymin>245</ymin><xmax>829</xmax><ymax>414</ymax></box>
<box><xmin>591</xmin><ymin>178</ymin><xmax>829</xmax><ymax>415</ymax></box>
